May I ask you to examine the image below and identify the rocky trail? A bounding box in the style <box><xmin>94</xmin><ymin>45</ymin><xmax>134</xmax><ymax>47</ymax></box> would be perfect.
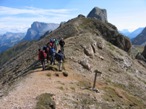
<box><xmin>0</xmin><ymin>52</ymin><xmax>146</xmax><ymax>109</ymax></box>
<box><xmin>0</xmin><ymin>62</ymin><xmax>103</xmax><ymax>109</ymax></box>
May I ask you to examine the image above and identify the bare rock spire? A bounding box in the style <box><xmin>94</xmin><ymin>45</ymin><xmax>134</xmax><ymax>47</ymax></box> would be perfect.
<box><xmin>87</xmin><ymin>7</ymin><xmax>107</xmax><ymax>23</ymax></box>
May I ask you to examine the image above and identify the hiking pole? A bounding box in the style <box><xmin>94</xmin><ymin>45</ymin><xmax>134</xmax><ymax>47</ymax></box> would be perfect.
<box><xmin>92</xmin><ymin>70</ymin><xmax>102</xmax><ymax>92</ymax></box>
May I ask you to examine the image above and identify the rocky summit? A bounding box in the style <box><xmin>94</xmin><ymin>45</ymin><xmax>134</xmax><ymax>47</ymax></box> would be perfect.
<box><xmin>0</xmin><ymin>8</ymin><xmax>146</xmax><ymax>109</ymax></box>
<box><xmin>87</xmin><ymin>7</ymin><xmax>107</xmax><ymax>23</ymax></box>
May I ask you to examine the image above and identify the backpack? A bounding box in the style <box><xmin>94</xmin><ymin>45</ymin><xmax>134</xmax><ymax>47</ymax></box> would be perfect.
<box><xmin>39</xmin><ymin>50</ymin><xmax>46</xmax><ymax>59</ymax></box>
<box><xmin>55</xmin><ymin>53</ymin><xmax>64</xmax><ymax>61</ymax></box>
<box><xmin>43</xmin><ymin>51</ymin><xmax>47</xmax><ymax>58</ymax></box>
<box><xmin>43</xmin><ymin>46</ymin><xmax>48</xmax><ymax>54</ymax></box>
<box><xmin>59</xmin><ymin>40</ymin><xmax>65</xmax><ymax>47</ymax></box>
<box><xmin>49</xmin><ymin>48</ymin><xmax>56</xmax><ymax>55</ymax></box>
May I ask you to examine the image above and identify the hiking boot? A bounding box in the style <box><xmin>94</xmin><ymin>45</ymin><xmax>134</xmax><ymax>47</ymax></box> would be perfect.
<box><xmin>59</xmin><ymin>70</ymin><xmax>62</xmax><ymax>72</ymax></box>
<box><xmin>42</xmin><ymin>67</ymin><xmax>45</xmax><ymax>71</ymax></box>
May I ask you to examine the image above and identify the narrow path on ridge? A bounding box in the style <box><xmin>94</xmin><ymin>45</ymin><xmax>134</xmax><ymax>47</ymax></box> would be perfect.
<box><xmin>0</xmin><ymin>63</ymin><xmax>90</xmax><ymax>109</ymax></box>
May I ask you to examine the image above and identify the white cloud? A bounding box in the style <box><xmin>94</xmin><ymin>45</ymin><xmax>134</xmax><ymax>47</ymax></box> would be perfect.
<box><xmin>0</xmin><ymin>6</ymin><xmax>77</xmax><ymax>34</ymax></box>
<box><xmin>0</xmin><ymin>23</ymin><xmax>28</xmax><ymax>34</ymax></box>
<box><xmin>0</xmin><ymin>6</ymin><xmax>74</xmax><ymax>15</ymax></box>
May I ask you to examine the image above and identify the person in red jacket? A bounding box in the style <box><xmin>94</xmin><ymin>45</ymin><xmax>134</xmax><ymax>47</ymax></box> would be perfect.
<box><xmin>38</xmin><ymin>48</ymin><xmax>46</xmax><ymax>70</ymax></box>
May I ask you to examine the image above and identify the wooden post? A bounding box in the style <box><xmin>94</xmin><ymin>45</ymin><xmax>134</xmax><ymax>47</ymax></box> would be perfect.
<box><xmin>92</xmin><ymin>70</ymin><xmax>102</xmax><ymax>90</ymax></box>
<box><xmin>93</xmin><ymin>71</ymin><xmax>98</xmax><ymax>89</ymax></box>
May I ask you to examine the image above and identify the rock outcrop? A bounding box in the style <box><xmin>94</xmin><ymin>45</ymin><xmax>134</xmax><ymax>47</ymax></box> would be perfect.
<box><xmin>87</xmin><ymin>7</ymin><xmax>107</xmax><ymax>22</ymax></box>
<box><xmin>35</xmin><ymin>93</ymin><xmax>56</xmax><ymax>109</ymax></box>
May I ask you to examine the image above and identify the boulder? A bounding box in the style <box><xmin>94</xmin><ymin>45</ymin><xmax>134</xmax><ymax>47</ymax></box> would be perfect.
<box><xmin>79</xmin><ymin>59</ymin><xmax>91</xmax><ymax>71</ymax></box>
<box><xmin>83</xmin><ymin>45</ymin><xmax>94</xmax><ymax>58</ymax></box>
<box><xmin>35</xmin><ymin>93</ymin><xmax>56</xmax><ymax>109</ymax></box>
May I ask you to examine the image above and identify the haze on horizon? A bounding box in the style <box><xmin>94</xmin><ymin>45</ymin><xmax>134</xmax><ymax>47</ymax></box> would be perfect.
<box><xmin>0</xmin><ymin>0</ymin><xmax>146</xmax><ymax>34</ymax></box>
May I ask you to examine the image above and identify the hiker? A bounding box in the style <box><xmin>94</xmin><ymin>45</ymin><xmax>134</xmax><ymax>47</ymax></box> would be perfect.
<box><xmin>59</xmin><ymin>38</ymin><xmax>65</xmax><ymax>54</ymax></box>
<box><xmin>43</xmin><ymin>45</ymin><xmax>50</xmax><ymax>63</ymax></box>
<box><xmin>55</xmin><ymin>50</ymin><xmax>64</xmax><ymax>71</ymax></box>
<box><xmin>38</xmin><ymin>48</ymin><xmax>46</xmax><ymax>70</ymax></box>
<box><xmin>49</xmin><ymin>46</ymin><xmax>56</xmax><ymax>65</ymax></box>
<box><xmin>53</xmin><ymin>38</ymin><xmax>58</xmax><ymax>51</ymax></box>
<box><xmin>47</xmin><ymin>38</ymin><xmax>54</xmax><ymax>48</ymax></box>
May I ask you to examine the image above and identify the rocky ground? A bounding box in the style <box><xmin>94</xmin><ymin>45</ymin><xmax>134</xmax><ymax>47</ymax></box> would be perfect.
<box><xmin>0</xmin><ymin>34</ymin><xmax>146</xmax><ymax>109</ymax></box>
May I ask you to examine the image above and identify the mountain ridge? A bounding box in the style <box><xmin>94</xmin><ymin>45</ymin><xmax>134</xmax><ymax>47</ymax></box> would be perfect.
<box><xmin>120</xmin><ymin>27</ymin><xmax>144</xmax><ymax>40</ymax></box>
<box><xmin>0</xmin><ymin>13</ymin><xmax>132</xmax><ymax>87</ymax></box>
<box><xmin>0</xmin><ymin>7</ymin><xmax>146</xmax><ymax>109</ymax></box>
<box><xmin>132</xmin><ymin>27</ymin><xmax>146</xmax><ymax>45</ymax></box>
<box><xmin>0</xmin><ymin>22</ymin><xmax>59</xmax><ymax>53</ymax></box>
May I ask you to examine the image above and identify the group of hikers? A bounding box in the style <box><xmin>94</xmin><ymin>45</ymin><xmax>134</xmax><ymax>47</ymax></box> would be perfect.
<box><xmin>38</xmin><ymin>38</ymin><xmax>65</xmax><ymax>71</ymax></box>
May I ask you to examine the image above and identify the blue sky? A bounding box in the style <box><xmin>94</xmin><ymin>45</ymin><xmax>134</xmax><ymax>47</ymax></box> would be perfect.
<box><xmin>0</xmin><ymin>0</ymin><xmax>146</xmax><ymax>34</ymax></box>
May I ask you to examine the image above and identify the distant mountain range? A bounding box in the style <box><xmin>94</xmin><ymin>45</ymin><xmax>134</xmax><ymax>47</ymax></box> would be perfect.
<box><xmin>129</xmin><ymin>27</ymin><xmax>144</xmax><ymax>39</ymax></box>
<box><xmin>120</xmin><ymin>27</ymin><xmax>144</xmax><ymax>39</ymax></box>
<box><xmin>0</xmin><ymin>22</ymin><xmax>59</xmax><ymax>53</ymax></box>
<box><xmin>120</xmin><ymin>27</ymin><xmax>146</xmax><ymax>45</ymax></box>
<box><xmin>132</xmin><ymin>27</ymin><xmax>146</xmax><ymax>45</ymax></box>
<box><xmin>0</xmin><ymin>32</ymin><xmax>25</xmax><ymax>53</ymax></box>
<box><xmin>119</xmin><ymin>29</ymin><xmax>130</xmax><ymax>37</ymax></box>
<box><xmin>0</xmin><ymin>20</ymin><xmax>145</xmax><ymax>54</ymax></box>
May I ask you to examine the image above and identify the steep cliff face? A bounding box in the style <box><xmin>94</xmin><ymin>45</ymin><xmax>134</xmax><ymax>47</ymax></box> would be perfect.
<box><xmin>23</xmin><ymin>21</ymin><xmax>59</xmax><ymax>41</ymax></box>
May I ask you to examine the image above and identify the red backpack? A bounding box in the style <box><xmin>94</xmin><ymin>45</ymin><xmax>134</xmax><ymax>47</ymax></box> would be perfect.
<box><xmin>39</xmin><ymin>50</ymin><xmax>46</xmax><ymax>60</ymax></box>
